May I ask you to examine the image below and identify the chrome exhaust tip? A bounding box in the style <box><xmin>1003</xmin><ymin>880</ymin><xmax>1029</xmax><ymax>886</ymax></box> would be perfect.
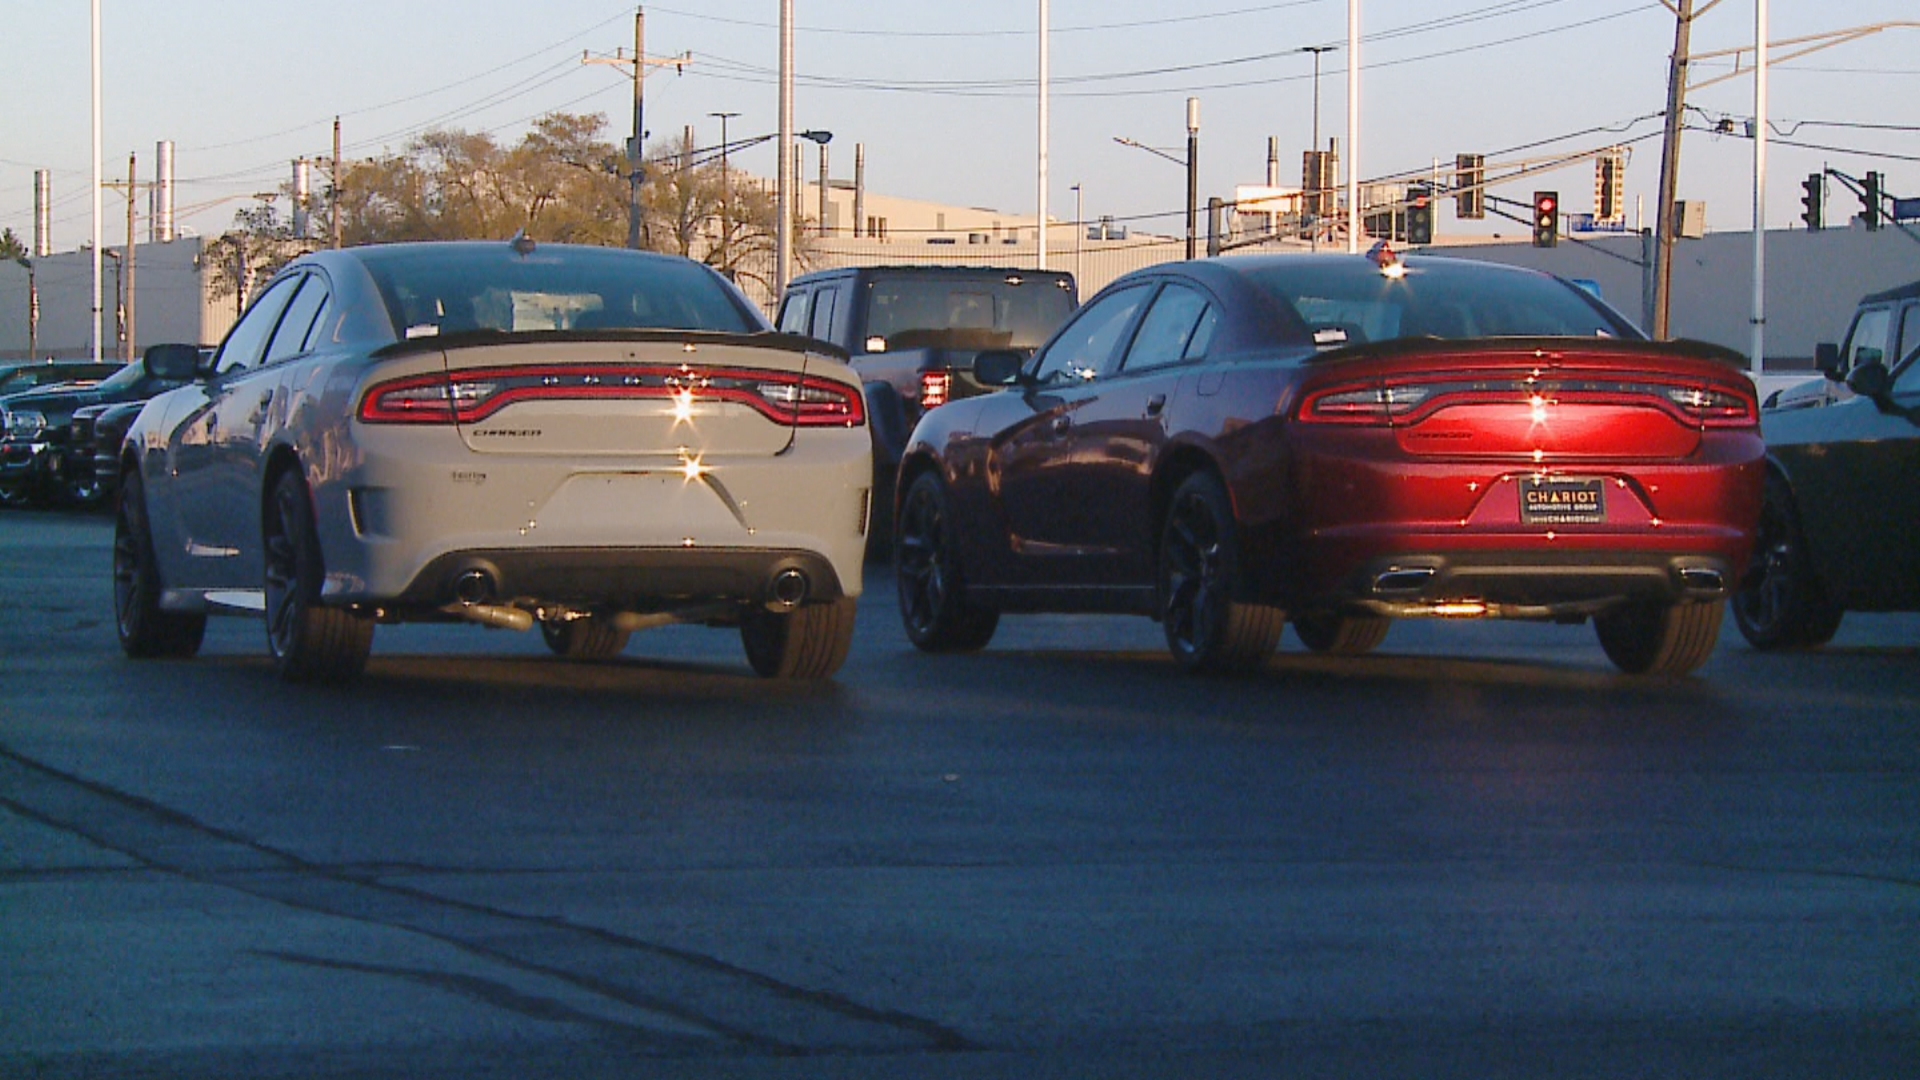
<box><xmin>1678</xmin><ymin>567</ymin><xmax>1725</xmax><ymax>593</ymax></box>
<box><xmin>770</xmin><ymin>568</ymin><xmax>810</xmax><ymax>608</ymax></box>
<box><xmin>1372</xmin><ymin>567</ymin><xmax>1437</xmax><ymax>595</ymax></box>
<box><xmin>453</xmin><ymin>568</ymin><xmax>496</xmax><ymax>605</ymax></box>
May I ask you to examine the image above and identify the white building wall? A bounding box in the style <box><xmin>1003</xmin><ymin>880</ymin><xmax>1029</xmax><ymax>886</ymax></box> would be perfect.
<box><xmin>0</xmin><ymin>237</ymin><xmax>216</xmax><ymax>362</ymax></box>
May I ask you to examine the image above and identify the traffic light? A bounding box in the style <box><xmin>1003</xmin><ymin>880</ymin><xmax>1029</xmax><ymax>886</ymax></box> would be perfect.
<box><xmin>1531</xmin><ymin>191</ymin><xmax>1558</xmax><ymax>247</ymax></box>
<box><xmin>1800</xmin><ymin>173</ymin><xmax>1824</xmax><ymax>230</ymax></box>
<box><xmin>1454</xmin><ymin>153</ymin><xmax>1484</xmax><ymax>220</ymax></box>
<box><xmin>1406</xmin><ymin>184</ymin><xmax>1434</xmax><ymax>245</ymax></box>
<box><xmin>1863</xmin><ymin>171</ymin><xmax>1882</xmax><ymax>231</ymax></box>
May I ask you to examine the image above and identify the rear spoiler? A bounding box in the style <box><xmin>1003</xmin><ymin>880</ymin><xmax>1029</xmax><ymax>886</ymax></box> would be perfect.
<box><xmin>1305</xmin><ymin>335</ymin><xmax>1750</xmax><ymax>369</ymax></box>
<box><xmin>374</xmin><ymin>328</ymin><xmax>849</xmax><ymax>362</ymax></box>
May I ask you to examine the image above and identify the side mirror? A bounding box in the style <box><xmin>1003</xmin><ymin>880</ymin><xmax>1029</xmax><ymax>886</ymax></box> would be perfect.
<box><xmin>1847</xmin><ymin>359</ymin><xmax>1891</xmax><ymax>400</ymax></box>
<box><xmin>1814</xmin><ymin>342</ymin><xmax>1843</xmax><ymax>380</ymax></box>
<box><xmin>972</xmin><ymin>349</ymin><xmax>1028</xmax><ymax>388</ymax></box>
<box><xmin>143</xmin><ymin>342</ymin><xmax>204</xmax><ymax>381</ymax></box>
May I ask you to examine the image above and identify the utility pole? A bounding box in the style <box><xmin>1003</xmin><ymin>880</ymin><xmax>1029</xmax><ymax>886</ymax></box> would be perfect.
<box><xmin>124</xmin><ymin>152</ymin><xmax>136</xmax><ymax>363</ymax></box>
<box><xmin>331</xmin><ymin>117</ymin><xmax>342</xmax><ymax>249</ymax></box>
<box><xmin>1652</xmin><ymin>0</ymin><xmax>1723</xmax><ymax>339</ymax></box>
<box><xmin>583</xmin><ymin>8</ymin><xmax>690</xmax><ymax>250</ymax></box>
<box><xmin>710</xmin><ymin>111</ymin><xmax>738</xmax><ymax>272</ymax></box>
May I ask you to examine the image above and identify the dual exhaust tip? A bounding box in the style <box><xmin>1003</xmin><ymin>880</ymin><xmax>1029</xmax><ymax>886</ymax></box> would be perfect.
<box><xmin>449</xmin><ymin>564</ymin><xmax>812</xmax><ymax>613</ymax></box>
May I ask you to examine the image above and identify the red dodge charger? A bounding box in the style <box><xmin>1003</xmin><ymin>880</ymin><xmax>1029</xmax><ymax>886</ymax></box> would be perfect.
<box><xmin>893</xmin><ymin>250</ymin><xmax>1764</xmax><ymax>677</ymax></box>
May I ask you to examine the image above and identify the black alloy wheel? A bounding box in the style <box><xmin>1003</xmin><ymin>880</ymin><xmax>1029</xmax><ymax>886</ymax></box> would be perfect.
<box><xmin>113</xmin><ymin>469</ymin><xmax>206</xmax><ymax>659</ymax></box>
<box><xmin>263</xmin><ymin>470</ymin><xmax>374</xmax><ymax>683</ymax></box>
<box><xmin>1158</xmin><ymin>472</ymin><xmax>1282</xmax><ymax>673</ymax></box>
<box><xmin>1732</xmin><ymin>473</ymin><xmax>1844</xmax><ymax>650</ymax></box>
<box><xmin>894</xmin><ymin>470</ymin><xmax>998</xmax><ymax>652</ymax></box>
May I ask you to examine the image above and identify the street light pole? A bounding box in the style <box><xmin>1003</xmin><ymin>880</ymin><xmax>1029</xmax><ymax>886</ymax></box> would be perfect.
<box><xmin>776</xmin><ymin>0</ymin><xmax>795</xmax><ymax>296</ymax></box>
<box><xmin>1346</xmin><ymin>0</ymin><xmax>1361</xmax><ymax>254</ymax></box>
<box><xmin>1185</xmin><ymin>97</ymin><xmax>1200</xmax><ymax>260</ymax></box>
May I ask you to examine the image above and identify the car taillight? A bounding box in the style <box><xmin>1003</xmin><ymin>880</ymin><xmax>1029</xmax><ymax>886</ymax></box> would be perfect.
<box><xmin>1298</xmin><ymin>382</ymin><xmax>1431</xmax><ymax>425</ymax></box>
<box><xmin>1664</xmin><ymin>384</ymin><xmax>1756</xmax><ymax>427</ymax></box>
<box><xmin>920</xmin><ymin>371</ymin><xmax>952</xmax><ymax>411</ymax></box>
<box><xmin>357</xmin><ymin>366</ymin><xmax>864</xmax><ymax>428</ymax></box>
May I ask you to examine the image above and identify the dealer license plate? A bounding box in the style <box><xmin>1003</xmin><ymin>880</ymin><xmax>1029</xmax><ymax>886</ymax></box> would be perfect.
<box><xmin>1521</xmin><ymin>476</ymin><xmax>1605</xmax><ymax>525</ymax></box>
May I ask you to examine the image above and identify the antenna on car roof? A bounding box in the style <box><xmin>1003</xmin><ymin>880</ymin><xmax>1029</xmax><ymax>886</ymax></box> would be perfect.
<box><xmin>509</xmin><ymin>229</ymin><xmax>536</xmax><ymax>257</ymax></box>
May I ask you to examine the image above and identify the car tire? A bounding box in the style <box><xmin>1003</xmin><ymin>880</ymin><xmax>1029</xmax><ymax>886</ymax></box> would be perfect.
<box><xmin>1732</xmin><ymin>473</ymin><xmax>1844</xmax><ymax>650</ymax></box>
<box><xmin>113</xmin><ymin>469</ymin><xmax>207</xmax><ymax>659</ymax></box>
<box><xmin>0</xmin><ymin>480</ymin><xmax>40</xmax><ymax>509</ymax></box>
<box><xmin>1159</xmin><ymin>472</ymin><xmax>1283</xmax><ymax>674</ymax></box>
<box><xmin>1294</xmin><ymin>611</ymin><xmax>1391</xmax><ymax>656</ymax></box>
<box><xmin>541</xmin><ymin>617</ymin><xmax>631</xmax><ymax>660</ymax></box>
<box><xmin>264</xmin><ymin>469</ymin><xmax>373</xmax><ymax>683</ymax></box>
<box><xmin>740</xmin><ymin>597</ymin><xmax>857</xmax><ymax>679</ymax></box>
<box><xmin>1593</xmin><ymin>599</ymin><xmax>1724</xmax><ymax>676</ymax></box>
<box><xmin>894</xmin><ymin>470</ymin><xmax>999</xmax><ymax>652</ymax></box>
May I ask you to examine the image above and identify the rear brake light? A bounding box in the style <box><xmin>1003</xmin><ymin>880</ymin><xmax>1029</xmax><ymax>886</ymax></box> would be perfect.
<box><xmin>1299</xmin><ymin>382</ymin><xmax>1431</xmax><ymax>425</ymax></box>
<box><xmin>358</xmin><ymin>366</ymin><xmax>864</xmax><ymax>428</ymax></box>
<box><xmin>1664</xmin><ymin>385</ymin><xmax>1756</xmax><ymax>427</ymax></box>
<box><xmin>920</xmin><ymin>371</ymin><xmax>952</xmax><ymax>411</ymax></box>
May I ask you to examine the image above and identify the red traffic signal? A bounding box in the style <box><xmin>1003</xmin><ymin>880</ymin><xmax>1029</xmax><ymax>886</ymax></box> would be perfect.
<box><xmin>1532</xmin><ymin>191</ymin><xmax>1559</xmax><ymax>247</ymax></box>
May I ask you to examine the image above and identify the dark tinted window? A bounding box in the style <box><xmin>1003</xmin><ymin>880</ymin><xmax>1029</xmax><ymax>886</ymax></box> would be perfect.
<box><xmin>216</xmin><ymin>275</ymin><xmax>304</xmax><ymax>374</ymax></box>
<box><xmin>1033</xmin><ymin>283</ymin><xmax>1151</xmax><ymax>386</ymax></box>
<box><xmin>863</xmin><ymin>273</ymin><xmax>1075</xmax><ymax>351</ymax></box>
<box><xmin>357</xmin><ymin>245</ymin><xmax>762</xmax><ymax>338</ymax></box>
<box><xmin>1244</xmin><ymin>258</ymin><xmax>1639</xmax><ymax>346</ymax></box>
<box><xmin>264</xmin><ymin>276</ymin><xmax>329</xmax><ymax>364</ymax></box>
<box><xmin>778</xmin><ymin>289</ymin><xmax>813</xmax><ymax>334</ymax></box>
<box><xmin>1122</xmin><ymin>283</ymin><xmax>1217</xmax><ymax>372</ymax></box>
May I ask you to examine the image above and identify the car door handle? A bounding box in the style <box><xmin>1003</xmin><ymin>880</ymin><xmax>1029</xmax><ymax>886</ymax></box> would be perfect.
<box><xmin>1051</xmin><ymin>415</ymin><xmax>1072</xmax><ymax>436</ymax></box>
<box><xmin>1145</xmin><ymin>394</ymin><xmax>1167</xmax><ymax>417</ymax></box>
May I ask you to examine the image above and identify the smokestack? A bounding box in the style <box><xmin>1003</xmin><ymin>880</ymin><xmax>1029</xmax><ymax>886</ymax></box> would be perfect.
<box><xmin>1267</xmin><ymin>137</ymin><xmax>1280</xmax><ymax>187</ymax></box>
<box><xmin>854</xmin><ymin>143</ymin><xmax>866</xmax><ymax>239</ymax></box>
<box><xmin>34</xmin><ymin>170</ymin><xmax>52</xmax><ymax>256</ymax></box>
<box><xmin>152</xmin><ymin>141</ymin><xmax>175</xmax><ymax>243</ymax></box>
<box><xmin>292</xmin><ymin>159</ymin><xmax>312</xmax><ymax>239</ymax></box>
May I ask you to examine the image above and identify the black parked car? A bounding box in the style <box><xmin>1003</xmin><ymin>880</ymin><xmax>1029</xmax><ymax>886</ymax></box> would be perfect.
<box><xmin>66</xmin><ymin>399</ymin><xmax>147</xmax><ymax>508</ymax></box>
<box><xmin>0</xmin><ymin>360</ymin><xmax>124</xmax><ymax>399</ymax></box>
<box><xmin>0</xmin><ymin>359</ymin><xmax>190</xmax><ymax>507</ymax></box>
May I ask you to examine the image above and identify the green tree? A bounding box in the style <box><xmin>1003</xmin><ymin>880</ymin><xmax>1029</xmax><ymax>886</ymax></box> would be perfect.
<box><xmin>0</xmin><ymin>227</ymin><xmax>27</xmax><ymax>262</ymax></box>
<box><xmin>202</xmin><ymin>198</ymin><xmax>310</xmax><ymax>315</ymax></box>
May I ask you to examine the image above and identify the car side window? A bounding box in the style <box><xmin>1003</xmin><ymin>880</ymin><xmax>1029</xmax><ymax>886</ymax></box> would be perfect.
<box><xmin>264</xmin><ymin>277</ymin><xmax>330</xmax><ymax>366</ymax></box>
<box><xmin>777</xmin><ymin>290</ymin><xmax>812</xmax><ymax>334</ymax></box>
<box><xmin>213</xmin><ymin>275</ymin><xmax>304</xmax><ymax>376</ymax></box>
<box><xmin>1844</xmin><ymin>307</ymin><xmax>1891</xmax><ymax>371</ymax></box>
<box><xmin>1895</xmin><ymin>303</ymin><xmax>1920</xmax><ymax>371</ymax></box>
<box><xmin>1032</xmin><ymin>283</ymin><xmax>1152</xmax><ymax>387</ymax></box>
<box><xmin>810</xmin><ymin>287</ymin><xmax>839</xmax><ymax>341</ymax></box>
<box><xmin>1121</xmin><ymin>283</ymin><xmax>1217</xmax><ymax>373</ymax></box>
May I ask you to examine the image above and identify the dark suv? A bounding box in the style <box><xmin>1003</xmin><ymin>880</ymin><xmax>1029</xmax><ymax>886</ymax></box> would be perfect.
<box><xmin>777</xmin><ymin>266</ymin><xmax>1078</xmax><ymax>546</ymax></box>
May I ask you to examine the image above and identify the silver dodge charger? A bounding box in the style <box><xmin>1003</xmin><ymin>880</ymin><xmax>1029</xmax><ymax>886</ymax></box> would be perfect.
<box><xmin>114</xmin><ymin>239</ymin><xmax>870</xmax><ymax>681</ymax></box>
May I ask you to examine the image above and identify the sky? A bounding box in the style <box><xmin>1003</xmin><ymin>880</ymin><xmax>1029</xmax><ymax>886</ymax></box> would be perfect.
<box><xmin>3</xmin><ymin>1</ymin><xmax>1917</xmax><ymax>251</ymax></box>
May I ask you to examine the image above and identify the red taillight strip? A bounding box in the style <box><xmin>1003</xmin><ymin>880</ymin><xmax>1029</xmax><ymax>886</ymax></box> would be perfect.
<box><xmin>358</xmin><ymin>364</ymin><xmax>864</xmax><ymax>428</ymax></box>
<box><xmin>1297</xmin><ymin>374</ymin><xmax>1757</xmax><ymax>428</ymax></box>
<box><xmin>920</xmin><ymin>371</ymin><xmax>952</xmax><ymax>411</ymax></box>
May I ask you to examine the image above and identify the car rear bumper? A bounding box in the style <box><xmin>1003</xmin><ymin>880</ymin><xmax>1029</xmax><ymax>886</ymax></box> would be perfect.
<box><xmin>312</xmin><ymin>427</ymin><xmax>872</xmax><ymax>609</ymax></box>
<box><xmin>1331</xmin><ymin>548</ymin><xmax>1738</xmax><ymax>618</ymax></box>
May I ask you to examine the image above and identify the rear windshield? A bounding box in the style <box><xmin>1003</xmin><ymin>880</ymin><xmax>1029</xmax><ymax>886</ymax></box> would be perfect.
<box><xmin>1244</xmin><ymin>259</ymin><xmax>1640</xmax><ymax>347</ymax></box>
<box><xmin>862</xmin><ymin>273</ymin><xmax>1076</xmax><ymax>351</ymax></box>
<box><xmin>357</xmin><ymin>245</ymin><xmax>762</xmax><ymax>339</ymax></box>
